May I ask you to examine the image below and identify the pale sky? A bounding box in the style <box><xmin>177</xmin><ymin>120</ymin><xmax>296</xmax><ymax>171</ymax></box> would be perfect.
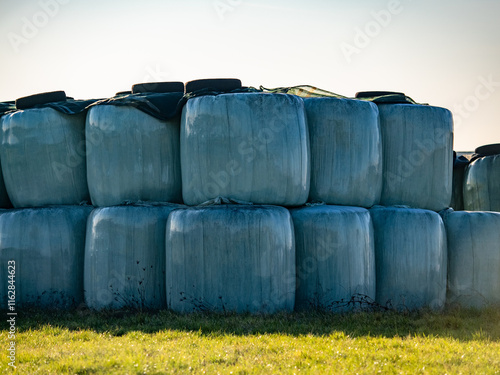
<box><xmin>1</xmin><ymin>0</ymin><xmax>499</xmax><ymax>151</ymax></box>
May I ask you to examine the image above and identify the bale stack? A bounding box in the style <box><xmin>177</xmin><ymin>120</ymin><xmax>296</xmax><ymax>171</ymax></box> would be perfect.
<box><xmin>0</xmin><ymin>82</ymin><xmax>498</xmax><ymax>312</ymax></box>
<box><xmin>0</xmin><ymin>91</ymin><xmax>95</xmax><ymax>309</ymax></box>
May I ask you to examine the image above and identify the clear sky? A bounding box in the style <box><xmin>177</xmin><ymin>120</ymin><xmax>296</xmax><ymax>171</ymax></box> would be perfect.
<box><xmin>1</xmin><ymin>0</ymin><xmax>499</xmax><ymax>151</ymax></box>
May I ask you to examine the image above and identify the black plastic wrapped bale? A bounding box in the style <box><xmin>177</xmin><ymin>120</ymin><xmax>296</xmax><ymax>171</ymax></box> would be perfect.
<box><xmin>0</xmin><ymin>105</ymin><xmax>14</xmax><ymax>208</ymax></box>
<box><xmin>450</xmin><ymin>152</ymin><xmax>470</xmax><ymax>211</ymax></box>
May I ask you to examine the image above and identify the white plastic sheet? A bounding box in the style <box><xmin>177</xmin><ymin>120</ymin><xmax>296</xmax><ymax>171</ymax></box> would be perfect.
<box><xmin>463</xmin><ymin>155</ymin><xmax>500</xmax><ymax>211</ymax></box>
<box><xmin>181</xmin><ymin>93</ymin><xmax>310</xmax><ymax>206</ymax></box>
<box><xmin>303</xmin><ymin>98</ymin><xmax>382</xmax><ymax>207</ymax></box>
<box><xmin>443</xmin><ymin>210</ymin><xmax>500</xmax><ymax>308</ymax></box>
<box><xmin>370</xmin><ymin>206</ymin><xmax>447</xmax><ymax>311</ymax></box>
<box><xmin>290</xmin><ymin>205</ymin><xmax>375</xmax><ymax>311</ymax></box>
<box><xmin>1</xmin><ymin>108</ymin><xmax>89</xmax><ymax>207</ymax></box>
<box><xmin>84</xmin><ymin>203</ymin><xmax>181</xmax><ymax>310</ymax></box>
<box><xmin>0</xmin><ymin>206</ymin><xmax>92</xmax><ymax>309</ymax></box>
<box><xmin>166</xmin><ymin>205</ymin><xmax>296</xmax><ymax>313</ymax></box>
<box><xmin>378</xmin><ymin>104</ymin><xmax>453</xmax><ymax>211</ymax></box>
<box><xmin>86</xmin><ymin>106</ymin><xmax>182</xmax><ymax>207</ymax></box>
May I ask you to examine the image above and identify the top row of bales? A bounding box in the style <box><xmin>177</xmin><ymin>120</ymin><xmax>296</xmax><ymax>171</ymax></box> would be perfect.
<box><xmin>0</xmin><ymin>80</ymin><xmax>453</xmax><ymax>211</ymax></box>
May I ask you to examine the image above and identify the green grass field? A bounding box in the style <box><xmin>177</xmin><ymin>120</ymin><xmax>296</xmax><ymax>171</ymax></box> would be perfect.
<box><xmin>1</xmin><ymin>306</ymin><xmax>499</xmax><ymax>374</ymax></box>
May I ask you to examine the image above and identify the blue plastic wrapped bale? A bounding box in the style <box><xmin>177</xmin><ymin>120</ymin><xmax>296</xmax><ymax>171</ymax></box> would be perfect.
<box><xmin>290</xmin><ymin>205</ymin><xmax>375</xmax><ymax>312</ymax></box>
<box><xmin>443</xmin><ymin>210</ymin><xmax>500</xmax><ymax>308</ymax></box>
<box><xmin>370</xmin><ymin>206</ymin><xmax>447</xmax><ymax>311</ymax></box>
<box><xmin>86</xmin><ymin>102</ymin><xmax>182</xmax><ymax>207</ymax></box>
<box><xmin>181</xmin><ymin>93</ymin><xmax>310</xmax><ymax>206</ymax></box>
<box><xmin>303</xmin><ymin>98</ymin><xmax>382</xmax><ymax>207</ymax></box>
<box><xmin>0</xmin><ymin>206</ymin><xmax>92</xmax><ymax>309</ymax></box>
<box><xmin>377</xmin><ymin>104</ymin><xmax>453</xmax><ymax>211</ymax></box>
<box><xmin>84</xmin><ymin>203</ymin><xmax>182</xmax><ymax>310</ymax></box>
<box><xmin>463</xmin><ymin>155</ymin><xmax>500</xmax><ymax>211</ymax></box>
<box><xmin>166</xmin><ymin>205</ymin><xmax>296</xmax><ymax>313</ymax></box>
<box><xmin>1</xmin><ymin>108</ymin><xmax>90</xmax><ymax>208</ymax></box>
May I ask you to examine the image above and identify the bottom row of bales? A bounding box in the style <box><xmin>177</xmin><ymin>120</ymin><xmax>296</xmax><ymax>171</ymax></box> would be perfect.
<box><xmin>0</xmin><ymin>204</ymin><xmax>499</xmax><ymax>312</ymax></box>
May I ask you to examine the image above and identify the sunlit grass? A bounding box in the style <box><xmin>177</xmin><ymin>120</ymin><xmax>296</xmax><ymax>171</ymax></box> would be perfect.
<box><xmin>1</xmin><ymin>307</ymin><xmax>499</xmax><ymax>374</ymax></box>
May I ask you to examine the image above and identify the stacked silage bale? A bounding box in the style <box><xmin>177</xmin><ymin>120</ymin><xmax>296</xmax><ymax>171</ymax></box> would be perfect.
<box><xmin>286</xmin><ymin>95</ymin><xmax>381</xmax><ymax>312</ymax></box>
<box><xmin>290</xmin><ymin>205</ymin><xmax>376</xmax><ymax>312</ymax></box>
<box><xmin>0</xmin><ymin>91</ymin><xmax>95</xmax><ymax>309</ymax></box>
<box><xmin>169</xmin><ymin>79</ymin><xmax>306</xmax><ymax>313</ymax></box>
<box><xmin>354</xmin><ymin>91</ymin><xmax>453</xmax><ymax>311</ymax></box>
<box><xmin>84</xmin><ymin>203</ymin><xmax>182</xmax><ymax>310</ymax></box>
<box><xmin>166</xmin><ymin>203</ymin><xmax>296</xmax><ymax>314</ymax></box>
<box><xmin>446</xmin><ymin>145</ymin><xmax>500</xmax><ymax>308</ymax></box>
<box><xmin>85</xmin><ymin>83</ymin><xmax>184</xmax><ymax>207</ymax></box>
<box><xmin>83</xmin><ymin>82</ymin><xmax>185</xmax><ymax>310</ymax></box>
<box><xmin>442</xmin><ymin>209</ymin><xmax>500</xmax><ymax>308</ymax></box>
<box><xmin>0</xmin><ymin>206</ymin><xmax>92</xmax><ymax>309</ymax></box>
<box><xmin>463</xmin><ymin>144</ymin><xmax>500</xmax><ymax>211</ymax></box>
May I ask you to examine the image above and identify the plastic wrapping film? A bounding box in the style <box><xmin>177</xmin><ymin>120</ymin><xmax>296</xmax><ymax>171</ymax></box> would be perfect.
<box><xmin>463</xmin><ymin>155</ymin><xmax>500</xmax><ymax>211</ymax></box>
<box><xmin>166</xmin><ymin>204</ymin><xmax>295</xmax><ymax>313</ymax></box>
<box><xmin>290</xmin><ymin>205</ymin><xmax>375</xmax><ymax>312</ymax></box>
<box><xmin>1</xmin><ymin>108</ymin><xmax>89</xmax><ymax>207</ymax></box>
<box><xmin>86</xmin><ymin>105</ymin><xmax>182</xmax><ymax>207</ymax></box>
<box><xmin>377</xmin><ymin>104</ymin><xmax>453</xmax><ymax>211</ymax></box>
<box><xmin>84</xmin><ymin>203</ymin><xmax>182</xmax><ymax>310</ymax></box>
<box><xmin>0</xmin><ymin>205</ymin><xmax>92</xmax><ymax>309</ymax></box>
<box><xmin>370</xmin><ymin>206</ymin><xmax>447</xmax><ymax>311</ymax></box>
<box><xmin>181</xmin><ymin>93</ymin><xmax>310</xmax><ymax>206</ymax></box>
<box><xmin>303</xmin><ymin>97</ymin><xmax>382</xmax><ymax>207</ymax></box>
<box><xmin>442</xmin><ymin>209</ymin><xmax>500</xmax><ymax>308</ymax></box>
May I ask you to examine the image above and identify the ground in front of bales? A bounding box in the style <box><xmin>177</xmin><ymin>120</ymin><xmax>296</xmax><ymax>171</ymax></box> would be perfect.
<box><xmin>1</xmin><ymin>306</ymin><xmax>499</xmax><ymax>374</ymax></box>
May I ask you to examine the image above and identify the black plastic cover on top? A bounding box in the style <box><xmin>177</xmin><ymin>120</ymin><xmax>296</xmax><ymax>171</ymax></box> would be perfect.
<box><xmin>11</xmin><ymin>91</ymin><xmax>100</xmax><ymax>116</ymax></box>
<box><xmin>453</xmin><ymin>151</ymin><xmax>470</xmax><ymax>169</ymax></box>
<box><xmin>0</xmin><ymin>101</ymin><xmax>16</xmax><ymax>117</ymax></box>
<box><xmin>185</xmin><ymin>79</ymin><xmax>242</xmax><ymax>94</ymax></box>
<box><xmin>132</xmin><ymin>81</ymin><xmax>184</xmax><ymax>94</ymax></box>
<box><xmin>355</xmin><ymin>91</ymin><xmax>418</xmax><ymax>104</ymax></box>
<box><xmin>90</xmin><ymin>92</ymin><xmax>185</xmax><ymax>121</ymax></box>
<box><xmin>470</xmin><ymin>143</ymin><xmax>500</xmax><ymax>163</ymax></box>
<box><xmin>16</xmin><ymin>91</ymin><xmax>67</xmax><ymax>110</ymax></box>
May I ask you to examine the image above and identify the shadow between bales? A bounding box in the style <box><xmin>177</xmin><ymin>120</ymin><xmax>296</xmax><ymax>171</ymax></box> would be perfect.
<box><xmin>3</xmin><ymin>305</ymin><xmax>500</xmax><ymax>342</ymax></box>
